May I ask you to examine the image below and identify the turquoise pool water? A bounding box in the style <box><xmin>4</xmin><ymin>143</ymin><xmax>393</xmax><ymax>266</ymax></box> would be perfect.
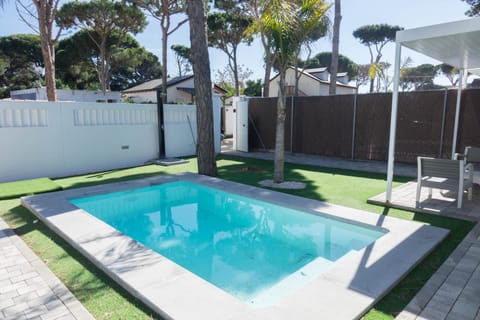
<box><xmin>70</xmin><ymin>181</ymin><xmax>385</xmax><ymax>305</ymax></box>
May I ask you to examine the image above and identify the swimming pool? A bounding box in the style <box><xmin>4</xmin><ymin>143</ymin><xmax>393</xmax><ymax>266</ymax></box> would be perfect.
<box><xmin>21</xmin><ymin>173</ymin><xmax>449</xmax><ymax>319</ymax></box>
<box><xmin>70</xmin><ymin>181</ymin><xmax>385</xmax><ymax>306</ymax></box>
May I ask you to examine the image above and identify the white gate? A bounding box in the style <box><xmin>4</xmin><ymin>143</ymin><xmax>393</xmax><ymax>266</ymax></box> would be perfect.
<box><xmin>233</xmin><ymin>97</ymin><xmax>249</xmax><ymax>152</ymax></box>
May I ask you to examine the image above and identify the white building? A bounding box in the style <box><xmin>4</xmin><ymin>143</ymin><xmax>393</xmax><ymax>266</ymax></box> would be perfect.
<box><xmin>10</xmin><ymin>88</ymin><xmax>122</xmax><ymax>103</ymax></box>
<box><xmin>123</xmin><ymin>75</ymin><xmax>227</xmax><ymax>104</ymax></box>
<box><xmin>268</xmin><ymin>66</ymin><xmax>356</xmax><ymax>97</ymax></box>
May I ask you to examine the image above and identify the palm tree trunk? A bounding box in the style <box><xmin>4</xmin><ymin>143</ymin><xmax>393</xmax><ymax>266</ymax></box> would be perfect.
<box><xmin>186</xmin><ymin>0</ymin><xmax>217</xmax><ymax>177</ymax></box>
<box><xmin>261</xmin><ymin>34</ymin><xmax>272</xmax><ymax>97</ymax></box>
<box><xmin>263</xmin><ymin>57</ymin><xmax>272</xmax><ymax>97</ymax></box>
<box><xmin>273</xmin><ymin>68</ymin><xmax>287</xmax><ymax>183</ymax></box>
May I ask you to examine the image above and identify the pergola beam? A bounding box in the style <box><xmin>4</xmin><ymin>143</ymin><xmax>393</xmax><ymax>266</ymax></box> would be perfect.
<box><xmin>386</xmin><ymin>42</ymin><xmax>402</xmax><ymax>202</ymax></box>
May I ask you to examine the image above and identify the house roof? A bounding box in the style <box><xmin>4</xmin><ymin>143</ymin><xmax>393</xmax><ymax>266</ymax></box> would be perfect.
<box><xmin>123</xmin><ymin>75</ymin><xmax>194</xmax><ymax>93</ymax></box>
<box><xmin>269</xmin><ymin>66</ymin><xmax>355</xmax><ymax>89</ymax></box>
<box><xmin>176</xmin><ymin>84</ymin><xmax>228</xmax><ymax>96</ymax></box>
<box><xmin>305</xmin><ymin>67</ymin><xmax>328</xmax><ymax>73</ymax></box>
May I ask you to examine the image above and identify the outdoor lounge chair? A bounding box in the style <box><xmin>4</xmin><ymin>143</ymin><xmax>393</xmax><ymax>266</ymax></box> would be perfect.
<box><xmin>455</xmin><ymin>146</ymin><xmax>480</xmax><ymax>164</ymax></box>
<box><xmin>416</xmin><ymin>157</ymin><xmax>473</xmax><ymax>209</ymax></box>
<box><xmin>455</xmin><ymin>147</ymin><xmax>480</xmax><ymax>184</ymax></box>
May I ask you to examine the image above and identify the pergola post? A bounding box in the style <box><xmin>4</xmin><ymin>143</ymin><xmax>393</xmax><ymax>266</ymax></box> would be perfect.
<box><xmin>451</xmin><ymin>69</ymin><xmax>464</xmax><ymax>159</ymax></box>
<box><xmin>386</xmin><ymin>41</ymin><xmax>402</xmax><ymax>203</ymax></box>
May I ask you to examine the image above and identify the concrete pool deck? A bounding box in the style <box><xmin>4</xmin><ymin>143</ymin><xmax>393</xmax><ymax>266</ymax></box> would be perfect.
<box><xmin>22</xmin><ymin>172</ymin><xmax>449</xmax><ymax>320</ymax></box>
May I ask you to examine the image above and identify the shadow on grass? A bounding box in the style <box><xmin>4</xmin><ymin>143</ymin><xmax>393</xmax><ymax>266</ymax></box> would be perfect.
<box><xmin>61</xmin><ymin>171</ymin><xmax>169</xmax><ymax>190</ymax></box>
<box><xmin>217</xmin><ymin>156</ymin><xmax>326</xmax><ymax>201</ymax></box>
<box><xmin>218</xmin><ymin>154</ymin><xmax>411</xmax><ymax>183</ymax></box>
<box><xmin>2</xmin><ymin>203</ymin><xmax>162</xmax><ymax>320</ymax></box>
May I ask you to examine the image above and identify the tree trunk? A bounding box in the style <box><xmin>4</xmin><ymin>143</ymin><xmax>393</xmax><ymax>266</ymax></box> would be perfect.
<box><xmin>273</xmin><ymin>68</ymin><xmax>287</xmax><ymax>183</ymax></box>
<box><xmin>329</xmin><ymin>0</ymin><xmax>341</xmax><ymax>95</ymax></box>
<box><xmin>41</xmin><ymin>38</ymin><xmax>57</xmax><ymax>101</ymax></box>
<box><xmin>37</xmin><ymin>1</ymin><xmax>57</xmax><ymax>101</ymax></box>
<box><xmin>369</xmin><ymin>76</ymin><xmax>375</xmax><ymax>93</ymax></box>
<box><xmin>186</xmin><ymin>0</ymin><xmax>217</xmax><ymax>177</ymax></box>
<box><xmin>233</xmin><ymin>47</ymin><xmax>240</xmax><ymax>96</ymax></box>
<box><xmin>161</xmin><ymin>24</ymin><xmax>168</xmax><ymax>103</ymax></box>
<box><xmin>99</xmin><ymin>37</ymin><xmax>107</xmax><ymax>94</ymax></box>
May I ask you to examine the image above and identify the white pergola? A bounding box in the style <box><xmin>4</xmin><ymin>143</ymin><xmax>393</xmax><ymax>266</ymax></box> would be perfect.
<box><xmin>386</xmin><ymin>18</ymin><xmax>480</xmax><ymax>202</ymax></box>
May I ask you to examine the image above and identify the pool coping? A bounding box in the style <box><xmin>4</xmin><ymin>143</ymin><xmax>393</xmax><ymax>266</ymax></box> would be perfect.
<box><xmin>21</xmin><ymin>172</ymin><xmax>449</xmax><ymax>320</ymax></box>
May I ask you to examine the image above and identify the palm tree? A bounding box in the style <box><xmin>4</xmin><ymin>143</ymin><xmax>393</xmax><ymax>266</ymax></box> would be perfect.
<box><xmin>250</xmin><ymin>0</ymin><xmax>330</xmax><ymax>183</ymax></box>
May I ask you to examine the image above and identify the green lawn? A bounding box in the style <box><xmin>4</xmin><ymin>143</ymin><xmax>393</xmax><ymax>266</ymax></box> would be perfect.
<box><xmin>0</xmin><ymin>155</ymin><xmax>474</xmax><ymax>320</ymax></box>
<box><xmin>0</xmin><ymin>177</ymin><xmax>61</xmax><ymax>200</ymax></box>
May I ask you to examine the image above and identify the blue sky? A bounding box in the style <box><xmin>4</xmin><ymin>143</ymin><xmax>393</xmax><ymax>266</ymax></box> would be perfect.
<box><xmin>0</xmin><ymin>0</ymin><xmax>472</xmax><ymax>84</ymax></box>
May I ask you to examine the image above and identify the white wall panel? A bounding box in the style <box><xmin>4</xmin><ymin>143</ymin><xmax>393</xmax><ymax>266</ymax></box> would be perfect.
<box><xmin>0</xmin><ymin>99</ymin><xmax>220</xmax><ymax>182</ymax></box>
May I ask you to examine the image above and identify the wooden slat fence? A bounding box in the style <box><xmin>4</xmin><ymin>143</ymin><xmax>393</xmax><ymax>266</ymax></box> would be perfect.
<box><xmin>248</xmin><ymin>89</ymin><xmax>480</xmax><ymax>164</ymax></box>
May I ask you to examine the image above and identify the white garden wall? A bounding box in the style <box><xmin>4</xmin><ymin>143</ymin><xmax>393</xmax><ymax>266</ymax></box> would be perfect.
<box><xmin>0</xmin><ymin>98</ymin><xmax>221</xmax><ymax>182</ymax></box>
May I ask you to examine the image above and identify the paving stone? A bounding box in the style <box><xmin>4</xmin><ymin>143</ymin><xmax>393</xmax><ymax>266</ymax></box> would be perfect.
<box><xmin>0</xmin><ymin>268</ymin><xmax>21</xmax><ymax>281</ymax></box>
<box><xmin>24</xmin><ymin>305</ymin><xmax>49</xmax><ymax>319</ymax></box>
<box><xmin>0</xmin><ymin>280</ymin><xmax>28</xmax><ymax>294</ymax></box>
<box><xmin>17</xmin><ymin>283</ymin><xmax>38</xmax><ymax>295</ymax></box>
<box><xmin>0</xmin><ymin>297</ymin><xmax>15</xmax><ymax>310</ymax></box>
<box><xmin>7</xmin><ymin>262</ymin><xmax>33</xmax><ymax>274</ymax></box>
<box><xmin>419</xmin><ymin>305</ymin><xmax>448</xmax><ymax>320</ymax></box>
<box><xmin>39</xmin><ymin>304</ymin><xmax>70</xmax><ymax>320</ymax></box>
<box><xmin>35</xmin><ymin>287</ymin><xmax>53</xmax><ymax>298</ymax></box>
<box><xmin>0</xmin><ymin>257</ymin><xmax>21</xmax><ymax>268</ymax></box>
<box><xmin>2</xmin><ymin>301</ymin><xmax>29</xmax><ymax>316</ymax></box>
<box><xmin>395</xmin><ymin>310</ymin><xmax>417</xmax><ymax>320</ymax></box>
<box><xmin>3</xmin><ymin>313</ymin><xmax>27</xmax><ymax>320</ymax></box>
<box><xmin>49</xmin><ymin>315</ymin><xmax>76</xmax><ymax>320</ymax></box>
<box><xmin>27</xmin><ymin>294</ymin><xmax>59</xmax><ymax>309</ymax></box>
<box><xmin>449</xmin><ymin>300</ymin><xmax>479</xmax><ymax>320</ymax></box>
<box><xmin>0</xmin><ymin>278</ymin><xmax>11</xmax><ymax>288</ymax></box>
<box><xmin>11</xmin><ymin>271</ymin><xmax>40</xmax><ymax>283</ymax></box>
<box><xmin>447</xmin><ymin>309</ymin><xmax>477</xmax><ymax>320</ymax></box>
<box><xmin>1</xmin><ymin>288</ymin><xmax>21</xmax><ymax>299</ymax></box>
<box><xmin>13</xmin><ymin>291</ymin><xmax>39</xmax><ymax>304</ymax></box>
<box><xmin>44</xmin><ymin>299</ymin><xmax>65</xmax><ymax>311</ymax></box>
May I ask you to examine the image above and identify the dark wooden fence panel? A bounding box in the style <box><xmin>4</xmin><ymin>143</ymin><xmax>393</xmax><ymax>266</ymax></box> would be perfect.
<box><xmin>248</xmin><ymin>89</ymin><xmax>480</xmax><ymax>164</ymax></box>
<box><xmin>354</xmin><ymin>93</ymin><xmax>391</xmax><ymax>161</ymax></box>
<box><xmin>249</xmin><ymin>97</ymin><xmax>277</xmax><ymax>150</ymax></box>
<box><xmin>395</xmin><ymin>91</ymin><xmax>447</xmax><ymax>162</ymax></box>
<box><xmin>459</xmin><ymin>89</ymin><xmax>480</xmax><ymax>152</ymax></box>
<box><xmin>292</xmin><ymin>95</ymin><xmax>354</xmax><ymax>158</ymax></box>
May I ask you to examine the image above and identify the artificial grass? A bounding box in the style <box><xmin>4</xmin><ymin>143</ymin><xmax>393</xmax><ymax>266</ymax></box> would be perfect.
<box><xmin>216</xmin><ymin>156</ymin><xmax>474</xmax><ymax>318</ymax></box>
<box><xmin>0</xmin><ymin>154</ymin><xmax>475</xmax><ymax>319</ymax></box>
<box><xmin>0</xmin><ymin>177</ymin><xmax>62</xmax><ymax>200</ymax></box>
